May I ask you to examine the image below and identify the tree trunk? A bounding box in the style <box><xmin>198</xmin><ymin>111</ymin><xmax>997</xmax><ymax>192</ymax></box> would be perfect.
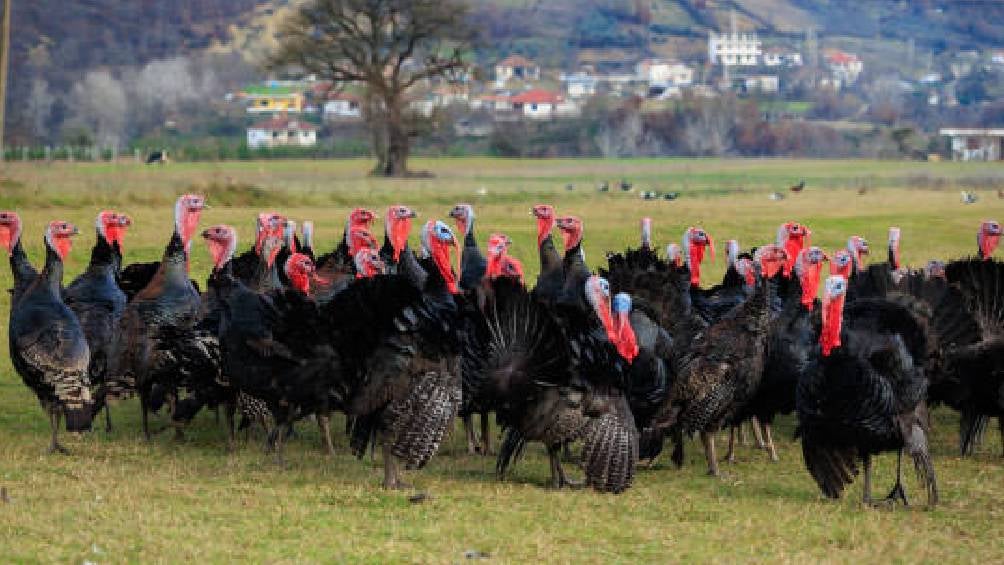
<box><xmin>376</xmin><ymin>104</ymin><xmax>409</xmax><ymax>177</ymax></box>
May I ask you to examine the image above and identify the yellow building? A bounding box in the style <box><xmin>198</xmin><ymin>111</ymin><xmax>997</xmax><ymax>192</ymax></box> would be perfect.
<box><xmin>241</xmin><ymin>85</ymin><xmax>306</xmax><ymax>114</ymax></box>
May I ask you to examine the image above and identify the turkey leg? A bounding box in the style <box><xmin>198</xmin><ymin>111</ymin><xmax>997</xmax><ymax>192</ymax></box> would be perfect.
<box><xmin>701</xmin><ymin>431</ymin><xmax>720</xmax><ymax>476</ymax></box>
<box><xmin>463</xmin><ymin>414</ymin><xmax>479</xmax><ymax>455</ymax></box>
<box><xmin>752</xmin><ymin>417</ymin><xmax>766</xmax><ymax>449</ymax></box>
<box><xmin>726</xmin><ymin>426</ymin><xmax>737</xmax><ymax>463</ymax></box>
<box><xmin>862</xmin><ymin>454</ymin><xmax>873</xmax><ymax>505</ymax></box>
<box><xmin>317</xmin><ymin>411</ymin><xmax>335</xmax><ymax>456</ymax></box>
<box><xmin>763</xmin><ymin>422</ymin><xmax>779</xmax><ymax>462</ymax></box>
<box><xmin>884</xmin><ymin>450</ymin><xmax>910</xmax><ymax>506</ymax></box>
<box><xmin>47</xmin><ymin>408</ymin><xmax>69</xmax><ymax>455</ymax></box>
<box><xmin>480</xmin><ymin>411</ymin><xmax>493</xmax><ymax>456</ymax></box>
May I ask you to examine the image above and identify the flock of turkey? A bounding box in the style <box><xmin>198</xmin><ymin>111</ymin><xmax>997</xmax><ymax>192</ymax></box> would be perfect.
<box><xmin>4</xmin><ymin>197</ymin><xmax>1004</xmax><ymax>504</ymax></box>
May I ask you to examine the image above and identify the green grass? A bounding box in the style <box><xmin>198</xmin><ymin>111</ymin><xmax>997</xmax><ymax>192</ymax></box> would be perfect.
<box><xmin>3</xmin><ymin>157</ymin><xmax>1004</xmax><ymax>561</ymax></box>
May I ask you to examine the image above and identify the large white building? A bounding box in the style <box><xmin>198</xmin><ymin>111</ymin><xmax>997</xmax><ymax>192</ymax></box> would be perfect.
<box><xmin>940</xmin><ymin>128</ymin><xmax>1004</xmax><ymax>161</ymax></box>
<box><xmin>247</xmin><ymin>117</ymin><xmax>318</xmax><ymax>149</ymax></box>
<box><xmin>708</xmin><ymin>31</ymin><xmax>762</xmax><ymax>66</ymax></box>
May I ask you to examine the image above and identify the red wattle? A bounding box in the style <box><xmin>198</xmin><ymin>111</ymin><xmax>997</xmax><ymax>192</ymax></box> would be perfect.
<box><xmin>689</xmin><ymin>243</ymin><xmax>705</xmax><ymax>286</ymax></box>
<box><xmin>537</xmin><ymin>217</ymin><xmax>554</xmax><ymax>248</ymax></box>
<box><xmin>800</xmin><ymin>264</ymin><xmax>821</xmax><ymax>311</ymax></box>
<box><xmin>820</xmin><ymin>296</ymin><xmax>844</xmax><ymax>356</ymax></box>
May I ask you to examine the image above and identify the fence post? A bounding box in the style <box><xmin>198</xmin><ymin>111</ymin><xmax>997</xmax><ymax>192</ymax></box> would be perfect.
<box><xmin>21</xmin><ymin>146</ymin><xmax>27</xmax><ymax>161</ymax></box>
<box><xmin>68</xmin><ymin>146</ymin><xmax>75</xmax><ymax>163</ymax></box>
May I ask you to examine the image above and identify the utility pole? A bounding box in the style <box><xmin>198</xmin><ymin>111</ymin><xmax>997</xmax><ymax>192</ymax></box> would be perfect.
<box><xmin>0</xmin><ymin>0</ymin><xmax>11</xmax><ymax>162</ymax></box>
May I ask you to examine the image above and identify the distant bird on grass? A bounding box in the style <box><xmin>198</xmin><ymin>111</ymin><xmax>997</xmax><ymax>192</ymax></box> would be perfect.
<box><xmin>565</xmin><ymin>183</ymin><xmax>575</xmax><ymax>191</ymax></box>
<box><xmin>598</xmin><ymin>181</ymin><xmax>610</xmax><ymax>192</ymax></box>
<box><xmin>620</xmin><ymin>180</ymin><xmax>633</xmax><ymax>192</ymax></box>
<box><xmin>961</xmin><ymin>191</ymin><xmax>978</xmax><ymax>204</ymax></box>
<box><xmin>663</xmin><ymin>192</ymin><xmax>680</xmax><ymax>201</ymax></box>
<box><xmin>790</xmin><ymin>179</ymin><xmax>805</xmax><ymax>193</ymax></box>
<box><xmin>145</xmin><ymin>150</ymin><xmax>168</xmax><ymax>165</ymax></box>
<box><xmin>769</xmin><ymin>192</ymin><xmax>785</xmax><ymax>201</ymax></box>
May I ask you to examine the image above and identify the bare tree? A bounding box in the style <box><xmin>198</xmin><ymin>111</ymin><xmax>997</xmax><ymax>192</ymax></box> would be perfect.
<box><xmin>269</xmin><ymin>0</ymin><xmax>473</xmax><ymax>176</ymax></box>
<box><xmin>25</xmin><ymin>78</ymin><xmax>54</xmax><ymax>141</ymax></box>
<box><xmin>66</xmin><ymin>70</ymin><xmax>128</xmax><ymax>148</ymax></box>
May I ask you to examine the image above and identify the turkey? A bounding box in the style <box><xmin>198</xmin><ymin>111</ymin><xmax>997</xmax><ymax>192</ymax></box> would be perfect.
<box><xmin>377</xmin><ymin>205</ymin><xmax>427</xmax><ymax>290</ymax></box>
<box><xmin>4</xmin><ymin>219</ymin><xmax>93</xmax><ymax>453</ymax></box>
<box><xmin>530</xmin><ymin>204</ymin><xmax>563</xmax><ymax>305</ymax></box>
<box><xmin>777</xmin><ymin>221</ymin><xmax>811</xmax><ymax>278</ymax></box>
<box><xmin>315</xmin><ymin>207</ymin><xmax>375</xmax><ymax>270</ymax></box>
<box><xmin>555</xmin><ymin>215</ymin><xmax>590</xmax><ymax>309</ymax></box>
<box><xmin>646</xmin><ymin>245</ymin><xmax>784</xmax><ymax>476</ymax></box>
<box><xmin>448</xmin><ymin>203</ymin><xmax>486</xmax><ymax>292</ymax></box>
<box><xmin>692</xmin><ymin>238</ymin><xmax>757</xmax><ymax>324</ymax></box>
<box><xmin>63</xmin><ymin>210</ymin><xmax>132</xmax><ymax>432</ymax></box>
<box><xmin>112</xmin><ymin>194</ymin><xmax>215</xmax><ymax>440</ymax></box>
<box><xmin>466</xmin><ymin>275</ymin><xmax>639</xmax><ymax>492</ymax></box>
<box><xmin>0</xmin><ymin>210</ymin><xmax>37</xmax><ymax>302</ymax></box>
<box><xmin>300</xmin><ymin>220</ymin><xmax>315</xmax><ymax>261</ymax></box>
<box><xmin>797</xmin><ymin>275</ymin><xmax>938</xmax><ymax>507</ymax></box>
<box><xmin>338</xmin><ymin>220</ymin><xmax>465</xmax><ymax>488</ymax></box>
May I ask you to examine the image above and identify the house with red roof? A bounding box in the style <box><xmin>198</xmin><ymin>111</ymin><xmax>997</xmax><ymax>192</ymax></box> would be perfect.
<box><xmin>825</xmin><ymin>50</ymin><xmax>864</xmax><ymax>85</ymax></box>
<box><xmin>247</xmin><ymin>117</ymin><xmax>319</xmax><ymax>149</ymax></box>
<box><xmin>509</xmin><ymin>89</ymin><xmax>578</xmax><ymax>119</ymax></box>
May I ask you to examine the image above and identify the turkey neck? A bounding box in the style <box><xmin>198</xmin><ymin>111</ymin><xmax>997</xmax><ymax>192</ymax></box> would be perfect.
<box><xmin>252</xmin><ymin>253</ymin><xmax>280</xmax><ymax>292</ymax></box>
<box><xmin>539</xmin><ymin>233</ymin><xmax>562</xmax><ymax>274</ymax></box>
<box><xmin>87</xmin><ymin>233</ymin><xmax>119</xmax><ymax>278</ymax></box>
<box><xmin>10</xmin><ymin>239</ymin><xmax>34</xmax><ymax>281</ymax></box>
<box><xmin>40</xmin><ymin>239</ymin><xmax>65</xmax><ymax>296</ymax></box>
<box><xmin>741</xmin><ymin>275</ymin><xmax>775</xmax><ymax>333</ymax></box>
<box><xmin>161</xmin><ymin>232</ymin><xmax>192</xmax><ymax>287</ymax></box>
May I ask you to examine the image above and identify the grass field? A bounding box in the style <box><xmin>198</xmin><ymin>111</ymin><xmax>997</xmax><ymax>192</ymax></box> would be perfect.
<box><xmin>2</xmin><ymin>157</ymin><xmax>1004</xmax><ymax>562</ymax></box>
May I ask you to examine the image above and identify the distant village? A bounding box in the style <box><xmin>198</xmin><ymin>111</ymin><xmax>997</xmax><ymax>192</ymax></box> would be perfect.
<box><xmin>234</xmin><ymin>27</ymin><xmax>1004</xmax><ymax>162</ymax></box>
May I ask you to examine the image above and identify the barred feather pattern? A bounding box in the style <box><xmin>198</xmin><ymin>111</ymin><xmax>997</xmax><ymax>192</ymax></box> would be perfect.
<box><xmin>386</xmin><ymin>370</ymin><xmax>462</xmax><ymax>470</ymax></box>
<box><xmin>580</xmin><ymin>412</ymin><xmax>638</xmax><ymax>494</ymax></box>
<box><xmin>237</xmin><ymin>392</ymin><xmax>273</xmax><ymax>431</ymax></box>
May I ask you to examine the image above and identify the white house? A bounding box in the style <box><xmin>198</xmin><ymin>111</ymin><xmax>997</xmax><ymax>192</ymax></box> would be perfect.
<box><xmin>740</xmin><ymin>74</ymin><xmax>779</xmax><ymax>94</ymax></box>
<box><xmin>708</xmin><ymin>31</ymin><xmax>762</xmax><ymax>66</ymax></box>
<box><xmin>509</xmin><ymin>89</ymin><xmax>578</xmax><ymax>119</ymax></box>
<box><xmin>763</xmin><ymin>48</ymin><xmax>803</xmax><ymax>67</ymax></box>
<box><xmin>561</xmin><ymin>72</ymin><xmax>599</xmax><ymax>98</ymax></box>
<box><xmin>940</xmin><ymin>128</ymin><xmax>1004</xmax><ymax>161</ymax></box>
<box><xmin>247</xmin><ymin>117</ymin><xmax>318</xmax><ymax>149</ymax></box>
<box><xmin>322</xmin><ymin>93</ymin><xmax>362</xmax><ymax>121</ymax></box>
<box><xmin>826</xmin><ymin>51</ymin><xmax>864</xmax><ymax>85</ymax></box>
<box><xmin>494</xmin><ymin>55</ymin><xmax>541</xmax><ymax>87</ymax></box>
<box><xmin>636</xmin><ymin>59</ymin><xmax>694</xmax><ymax>86</ymax></box>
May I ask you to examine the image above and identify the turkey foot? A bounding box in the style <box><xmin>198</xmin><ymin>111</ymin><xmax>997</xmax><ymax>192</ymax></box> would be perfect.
<box><xmin>547</xmin><ymin>446</ymin><xmax>582</xmax><ymax>489</ymax></box>
<box><xmin>382</xmin><ymin>443</ymin><xmax>412</xmax><ymax>489</ymax></box>
<box><xmin>47</xmin><ymin>411</ymin><xmax>70</xmax><ymax>455</ymax></box>
<box><xmin>883</xmin><ymin>451</ymin><xmax>910</xmax><ymax>506</ymax></box>
<box><xmin>316</xmin><ymin>412</ymin><xmax>335</xmax><ymax>456</ymax></box>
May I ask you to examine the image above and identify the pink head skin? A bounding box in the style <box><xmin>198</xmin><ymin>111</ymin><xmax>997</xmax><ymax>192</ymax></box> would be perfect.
<box><xmin>556</xmin><ymin>216</ymin><xmax>584</xmax><ymax>253</ymax></box>
<box><xmin>96</xmin><ymin>210</ymin><xmax>132</xmax><ymax>250</ymax></box>
<box><xmin>449</xmin><ymin>204</ymin><xmax>475</xmax><ymax>238</ymax></box>
<box><xmin>201</xmin><ymin>225</ymin><xmax>238</xmax><ymax>272</ymax></box>
<box><xmin>0</xmin><ymin>210</ymin><xmax>23</xmax><ymax>257</ymax></box>
<box><xmin>255</xmin><ymin>211</ymin><xmax>286</xmax><ymax>255</ymax></box>
<box><xmin>820</xmin><ymin>275</ymin><xmax>848</xmax><ymax>357</ymax></box>
<box><xmin>484</xmin><ymin>232</ymin><xmax>513</xmax><ymax>280</ymax></box>
<box><xmin>978</xmin><ymin>220</ymin><xmax>1002</xmax><ymax>260</ymax></box>
<box><xmin>45</xmin><ymin>220</ymin><xmax>80</xmax><ymax>261</ymax></box>
<box><xmin>735</xmin><ymin>257</ymin><xmax>756</xmax><ymax>287</ymax></box>
<box><xmin>353</xmin><ymin>248</ymin><xmax>386</xmax><ymax>279</ymax></box>
<box><xmin>386</xmin><ymin>205</ymin><xmax>417</xmax><ymax>262</ymax></box>
<box><xmin>754</xmin><ymin>244</ymin><xmax>787</xmax><ymax>280</ymax></box>
<box><xmin>777</xmin><ymin>222</ymin><xmax>811</xmax><ymax>278</ymax></box>
<box><xmin>174</xmin><ymin>194</ymin><xmax>207</xmax><ymax>253</ymax></box>
<box><xmin>348</xmin><ymin>227</ymin><xmax>378</xmax><ymax>257</ymax></box>
<box><xmin>794</xmin><ymin>247</ymin><xmax>828</xmax><ymax>311</ymax></box>
<box><xmin>888</xmin><ymin>227</ymin><xmax>902</xmax><ymax>270</ymax></box>
<box><xmin>499</xmin><ymin>256</ymin><xmax>525</xmax><ymax>283</ymax></box>
<box><xmin>640</xmin><ymin>217</ymin><xmax>653</xmax><ymax>249</ymax></box>
<box><xmin>846</xmin><ymin>236</ymin><xmax>869</xmax><ymax>272</ymax></box>
<box><xmin>532</xmin><ymin>204</ymin><xmax>556</xmax><ymax>248</ymax></box>
<box><xmin>830</xmin><ymin>249</ymin><xmax>853</xmax><ymax>279</ymax></box>
<box><xmin>683</xmin><ymin>227</ymin><xmax>714</xmax><ymax>287</ymax></box>
<box><xmin>423</xmin><ymin>220</ymin><xmax>459</xmax><ymax>294</ymax></box>
<box><xmin>284</xmin><ymin>253</ymin><xmax>318</xmax><ymax>293</ymax></box>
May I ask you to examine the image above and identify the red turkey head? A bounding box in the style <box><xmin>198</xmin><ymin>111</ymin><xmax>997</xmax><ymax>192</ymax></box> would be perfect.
<box><xmin>682</xmin><ymin>227</ymin><xmax>714</xmax><ymax>287</ymax></box>
<box><xmin>978</xmin><ymin>220</ymin><xmax>1001</xmax><ymax>260</ymax></box>
<box><xmin>45</xmin><ymin>220</ymin><xmax>80</xmax><ymax>261</ymax></box>
<box><xmin>846</xmin><ymin>236</ymin><xmax>868</xmax><ymax>272</ymax></box>
<box><xmin>284</xmin><ymin>252</ymin><xmax>318</xmax><ymax>293</ymax></box>
<box><xmin>348</xmin><ymin>226</ymin><xmax>378</xmax><ymax>257</ymax></box>
<box><xmin>423</xmin><ymin>220</ymin><xmax>459</xmax><ymax>294</ymax></box>
<box><xmin>830</xmin><ymin>249</ymin><xmax>853</xmax><ymax>279</ymax></box>
<box><xmin>777</xmin><ymin>222</ymin><xmax>811</xmax><ymax>277</ymax></box>
<box><xmin>640</xmin><ymin>217</ymin><xmax>653</xmax><ymax>249</ymax></box>
<box><xmin>888</xmin><ymin>227</ymin><xmax>902</xmax><ymax>270</ymax></box>
<box><xmin>924</xmin><ymin>260</ymin><xmax>946</xmax><ymax>279</ymax></box>
<box><xmin>353</xmin><ymin>248</ymin><xmax>386</xmax><ymax>279</ymax></box>
<box><xmin>385</xmin><ymin>205</ymin><xmax>417</xmax><ymax>262</ymax></box>
<box><xmin>484</xmin><ymin>232</ymin><xmax>511</xmax><ymax>279</ymax></box>
<box><xmin>255</xmin><ymin>211</ymin><xmax>286</xmax><ymax>255</ymax></box>
<box><xmin>820</xmin><ymin>275</ymin><xmax>848</xmax><ymax>357</ymax></box>
<box><xmin>96</xmin><ymin>210</ymin><xmax>131</xmax><ymax>250</ymax></box>
<box><xmin>532</xmin><ymin>204</ymin><xmax>556</xmax><ymax>248</ymax></box>
<box><xmin>174</xmin><ymin>194</ymin><xmax>207</xmax><ymax>253</ymax></box>
<box><xmin>665</xmin><ymin>243</ymin><xmax>683</xmax><ymax>268</ymax></box>
<box><xmin>556</xmin><ymin>216</ymin><xmax>584</xmax><ymax>253</ymax></box>
<box><xmin>611</xmin><ymin>292</ymin><xmax>639</xmax><ymax>363</ymax></box>
<box><xmin>448</xmin><ymin>203</ymin><xmax>475</xmax><ymax>238</ymax></box>
<box><xmin>201</xmin><ymin>224</ymin><xmax>238</xmax><ymax>272</ymax></box>
<box><xmin>585</xmin><ymin>274</ymin><xmax>613</xmax><ymax>332</ymax></box>
<box><xmin>794</xmin><ymin>246</ymin><xmax>828</xmax><ymax>311</ymax></box>
<box><xmin>500</xmin><ymin>256</ymin><xmax>525</xmax><ymax>283</ymax></box>
<box><xmin>260</xmin><ymin>235</ymin><xmax>283</xmax><ymax>271</ymax></box>
<box><xmin>301</xmin><ymin>221</ymin><xmax>314</xmax><ymax>250</ymax></box>
<box><xmin>0</xmin><ymin>210</ymin><xmax>23</xmax><ymax>257</ymax></box>
<box><xmin>754</xmin><ymin>244</ymin><xmax>787</xmax><ymax>280</ymax></box>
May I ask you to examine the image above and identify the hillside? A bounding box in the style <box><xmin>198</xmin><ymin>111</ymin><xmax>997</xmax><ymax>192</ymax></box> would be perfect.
<box><xmin>6</xmin><ymin>0</ymin><xmax>1004</xmax><ymax>143</ymax></box>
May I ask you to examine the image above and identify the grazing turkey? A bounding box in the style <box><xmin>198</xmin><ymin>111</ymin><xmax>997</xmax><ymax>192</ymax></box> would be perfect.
<box><xmin>112</xmin><ymin>194</ymin><xmax>215</xmax><ymax>440</ymax></box>
<box><xmin>797</xmin><ymin>275</ymin><xmax>938</xmax><ymax>507</ymax></box>
<box><xmin>63</xmin><ymin>210</ymin><xmax>132</xmax><ymax>432</ymax></box>
<box><xmin>4</xmin><ymin>219</ymin><xmax>93</xmax><ymax>453</ymax></box>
